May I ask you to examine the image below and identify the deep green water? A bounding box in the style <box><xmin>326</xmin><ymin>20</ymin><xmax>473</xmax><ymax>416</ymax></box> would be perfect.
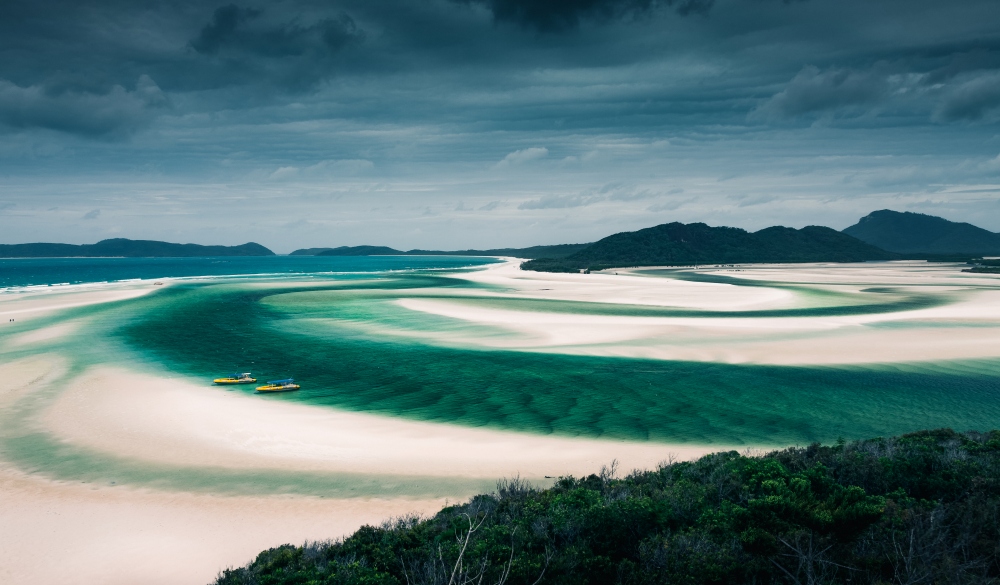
<box><xmin>114</xmin><ymin>272</ymin><xmax>1000</xmax><ymax>446</ymax></box>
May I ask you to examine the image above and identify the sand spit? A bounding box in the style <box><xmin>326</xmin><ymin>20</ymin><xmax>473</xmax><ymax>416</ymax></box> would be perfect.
<box><xmin>395</xmin><ymin>260</ymin><xmax>1000</xmax><ymax>365</ymax></box>
<box><xmin>457</xmin><ymin>258</ymin><xmax>795</xmax><ymax>310</ymax></box>
<box><xmin>44</xmin><ymin>366</ymin><xmax>711</xmax><ymax>478</ymax></box>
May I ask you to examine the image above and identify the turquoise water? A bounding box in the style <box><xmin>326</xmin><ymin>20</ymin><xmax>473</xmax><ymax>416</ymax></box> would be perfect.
<box><xmin>5</xmin><ymin>257</ymin><xmax>1000</xmax><ymax>449</ymax></box>
<box><xmin>0</xmin><ymin>255</ymin><xmax>499</xmax><ymax>288</ymax></box>
<box><xmin>117</xmin><ymin>273</ymin><xmax>1000</xmax><ymax>447</ymax></box>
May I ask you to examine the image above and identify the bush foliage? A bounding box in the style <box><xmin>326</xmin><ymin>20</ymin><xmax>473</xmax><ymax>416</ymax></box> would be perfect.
<box><xmin>216</xmin><ymin>429</ymin><xmax>1000</xmax><ymax>585</ymax></box>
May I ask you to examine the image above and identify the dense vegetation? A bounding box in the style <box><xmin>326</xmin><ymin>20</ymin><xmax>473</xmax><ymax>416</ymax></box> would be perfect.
<box><xmin>291</xmin><ymin>244</ymin><xmax>590</xmax><ymax>259</ymax></box>
<box><xmin>844</xmin><ymin>210</ymin><xmax>1000</xmax><ymax>255</ymax></box>
<box><xmin>965</xmin><ymin>259</ymin><xmax>1000</xmax><ymax>274</ymax></box>
<box><xmin>522</xmin><ymin>223</ymin><xmax>893</xmax><ymax>272</ymax></box>
<box><xmin>216</xmin><ymin>429</ymin><xmax>1000</xmax><ymax>585</ymax></box>
<box><xmin>0</xmin><ymin>238</ymin><xmax>274</xmax><ymax>257</ymax></box>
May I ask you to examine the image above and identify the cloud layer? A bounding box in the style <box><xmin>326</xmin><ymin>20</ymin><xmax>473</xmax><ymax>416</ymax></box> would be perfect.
<box><xmin>0</xmin><ymin>0</ymin><xmax>999</xmax><ymax>250</ymax></box>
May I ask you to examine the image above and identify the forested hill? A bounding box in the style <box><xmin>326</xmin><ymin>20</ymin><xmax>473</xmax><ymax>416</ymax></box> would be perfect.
<box><xmin>0</xmin><ymin>238</ymin><xmax>274</xmax><ymax>258</ymax></box>
<box><xmin>843</xmin><ymin>209</ymin><xmax>1000</xmax><ymax>255</ymax></box>
<box><xmin>315</xmin><ymin>246</ymin><xmax>403</xmax><ymax>256</ymax></box>
<box><xmin>405</xmin><ymin>243</ymin><xmax>590</xmax><ymax>259</ymax></box>
<box><xmin>522</xmin><ymin>222</ymin><xmax>893</xmax><ymax>272</ymax></box>
<box><xmin>218</xmin><ymin>429</ymin><xmax>1000</xmax><ymax>585</ymax></box>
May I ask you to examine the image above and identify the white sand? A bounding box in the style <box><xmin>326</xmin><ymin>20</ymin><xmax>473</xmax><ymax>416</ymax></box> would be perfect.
<box><xmin>390</xmin><ymin>260</ymin><xmax>1000</xmax><ymax>365</ymax></box>
<box><xmin>43</xmin><ymin>366</ymin><xmax>709</xmax><ymax>478</ymax></box>
<box><xmin>457</xmin><ymin>258</ymin><xmax>795</xmax><ymax>310</ymax></box>
<box><xmin>9</xmin><ymin>321</ymin><xmax>82</xmax><ymax>346</ymax></box>
<box><xmin>0</xmin><ymin>466</ymin><xmax>449</xmax><ymax>585</ymax></box>
<box><xmin>0</xmin><ymin>354</ymin><xmax>67</xmax><ymax>408</ymax></box>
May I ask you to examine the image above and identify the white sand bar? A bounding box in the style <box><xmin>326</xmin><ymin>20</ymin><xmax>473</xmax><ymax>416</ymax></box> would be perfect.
<box><xmin>390</xmin><ymin>260</ymin><xmax>1000</xmax><ymax>364</ymax></box>
<box><xmin>44</xmin><ymin>366</ymin><xmax>708</xmax><ymax>477</ymax></box>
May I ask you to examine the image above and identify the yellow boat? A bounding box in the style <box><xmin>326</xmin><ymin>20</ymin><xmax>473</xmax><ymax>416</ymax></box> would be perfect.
<box><xmin>256</xmin><ymin>378</ymin><xmax>300</xmax><ymax>393</ymax></box>
<box><xmin>214</xmin><ymin>372</ymin><xmax>257</xmax><ymax>385</ymax></box>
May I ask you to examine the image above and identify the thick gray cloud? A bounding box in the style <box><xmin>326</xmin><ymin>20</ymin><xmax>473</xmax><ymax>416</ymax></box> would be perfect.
<box><xmin>935</xmin><ymin>71</ymin><xmax>1000</xmax><ymax>122</ymax></box>
<box><xmin>751</xmin><ymin>66</ymin><xmax>892</xmax><ymax>120</ymax></box>
<box><xmin>190</xmin><ymin>5</ymin><xmax>364</xmax><ymax>58</ymax></box>
<box><xmin>1</xmin><ymin>0</ymin><xmax>999</xmax><ymax>250</ymax></box>
<box><xmin>456</xmin><ymin>0</ymin><xmax>713</xmax><ymax>32</ymax></box>
<box><xmin>0</xmin><ymin>75</ymin><xmax>167</xmax><ymax>137</ymax></box>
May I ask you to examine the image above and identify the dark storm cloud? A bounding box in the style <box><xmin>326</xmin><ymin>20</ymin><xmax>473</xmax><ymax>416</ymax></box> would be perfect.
<box><xmin>457</xmin><ymin>0</ymin><xmax>713</xmax><ymax>32</ymax></box>
<box><xmin>4</xmin><ymin>0</ymin><xmax>1000</xmax><ymax>249</ymax></box>
<box><xmin>190</xmin><ymin>5</ymin><xmax>364</xmax><ymax>57</ymax></box>
<box><xmin>0</xmin><ymin>75</ymin><xmax>167</xmax><ymax>137</ymax></box>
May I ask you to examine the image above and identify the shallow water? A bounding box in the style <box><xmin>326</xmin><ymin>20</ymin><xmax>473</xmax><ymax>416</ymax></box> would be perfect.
<box><xmin>118</xmin><ymin>270</ymin><xmax>1000</xmax><ymax>446</ymax></box>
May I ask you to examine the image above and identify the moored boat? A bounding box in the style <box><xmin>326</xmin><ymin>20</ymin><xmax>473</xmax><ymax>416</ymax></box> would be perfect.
<box><xmin>214</xmin><ymin>372</ymin><xmax>257</xmax><ymax>385</ymax></box>
<box><xmin>255</xmin><ymin>378</ymin><xmax>300</xmax><ymax>393</ymax></box>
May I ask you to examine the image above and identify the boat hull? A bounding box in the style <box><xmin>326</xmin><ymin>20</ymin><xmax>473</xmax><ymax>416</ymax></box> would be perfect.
<box><xmin>255</xmin><ymin>384</ymin><xmax>300</xmax><ymax>393</ymax></box>
<box><xmin>214</xmin><ymin>378</ymin><xmax>257</xmax><ymax>385</ymax></box>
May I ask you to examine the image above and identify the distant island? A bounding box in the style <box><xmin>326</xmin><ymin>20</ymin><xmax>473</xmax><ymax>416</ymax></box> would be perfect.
<box><xmin>290</xmin><ymin>243</ymin><xmax>590</xmax><ymax>259</ymax></box>
<box><xmin>522</xmin><ymin>223</ymin><xmax>893</xmax><ymax>272</ymax></box>
<box><xmin>10</xmin><ymin>210</ymin><xmax>996</xmax><ymax>266</ymax></box>
<box><xmin>844</xmin><ymin>209</ymin><xmax>1000</xmax><ymax>255</ymax></box>
<box><xmin>288</xmin><ymin>210</ymin><xmax>1000</xmax><ymax>274</ymax></box>
<box><xmin>0</xmin><ymin>238</ymin><xmax>274</xmax><ymax>258</ymax></box>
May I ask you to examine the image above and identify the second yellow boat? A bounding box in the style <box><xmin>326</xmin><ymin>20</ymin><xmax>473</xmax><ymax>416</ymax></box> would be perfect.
<box><xmin>256</xmin><ymin>378</ymin><xmax>300</xmax><ymax>393</ymax></box>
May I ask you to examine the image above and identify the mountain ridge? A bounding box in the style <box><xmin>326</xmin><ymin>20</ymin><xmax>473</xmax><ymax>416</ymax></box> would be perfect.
<box><xmin>0</xmin><ymin>238</ymin><xmax>275</xmax><ymax>258</ymax></box>
<box><xmin>843</xmin><ymin>209</ymin><xmax>1000</xmax><ymax>255</ymax></box>
<box><xmin>522</xmin><ymin>222</ymin><xmax>894</xmax><ymax>272</ymax></box>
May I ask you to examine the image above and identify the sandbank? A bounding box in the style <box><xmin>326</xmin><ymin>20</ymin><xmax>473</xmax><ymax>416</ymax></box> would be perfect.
<box><xmin>43</xmin><ymin>366</ymin><xmax>711</xmax><ymax>478</ymax></box>
<box><xmin>393</xmin><ymin>260</ymin><xmax>1000</xmax><ymax>365</ymax></box>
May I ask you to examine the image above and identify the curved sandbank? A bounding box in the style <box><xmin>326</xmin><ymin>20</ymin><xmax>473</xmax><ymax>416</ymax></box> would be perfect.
<box><xmin>392</xmin><ymin>260</ymin><xmax>1000</xmax><ymax>365</ymax></box>
<box><xmin>43</xmin><ymin>366</ymin><xmax>711</xmax><ymax>478</ymax></box>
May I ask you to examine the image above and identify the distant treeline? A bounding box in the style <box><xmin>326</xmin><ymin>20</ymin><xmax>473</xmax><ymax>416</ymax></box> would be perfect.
<box><xmin>217</xmin><ymin>429</ymin><xmax>1000</xmax><ymax>585</ymax></box>
<box><xmin>0</xmin><ymin>238</ymin><xmax>274</xmax><ymax>258</ymax></box>
<box><xmin>521</xmin><ymin>223</ymin><xmax>894</xmax><ymax>273</ymax></box>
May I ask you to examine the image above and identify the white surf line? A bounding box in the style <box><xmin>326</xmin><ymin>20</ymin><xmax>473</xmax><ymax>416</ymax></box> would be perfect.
<box><xmin>0</xmin><ymin>285</ymin><xmax>157</xmax><ymax>319</ymax></box>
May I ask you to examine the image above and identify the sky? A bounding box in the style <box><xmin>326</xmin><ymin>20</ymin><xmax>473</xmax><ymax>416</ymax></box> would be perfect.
<box><xmin>1</xmin><ymin>0</ymin><xmax>1000</xmax><ymax>252</ymax></box>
